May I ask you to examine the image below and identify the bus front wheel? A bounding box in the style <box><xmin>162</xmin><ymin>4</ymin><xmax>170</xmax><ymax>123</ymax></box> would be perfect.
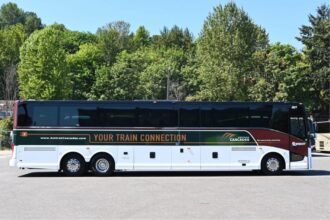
<box><xmin>61</xmin><ymin>154</ymin><xmax>86</xmax><ymax>176</ymax></box>
<box><xmin>261</xmin><ymin>154</ymin><xmax>284</xmax><ymax>175</ymax></box>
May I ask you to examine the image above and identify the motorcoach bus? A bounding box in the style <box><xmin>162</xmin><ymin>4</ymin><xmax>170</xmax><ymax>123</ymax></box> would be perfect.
<box><xmin>9</xmin><ymin>100</ymin><xmax>312</xmax><ymax>176</ymax></box>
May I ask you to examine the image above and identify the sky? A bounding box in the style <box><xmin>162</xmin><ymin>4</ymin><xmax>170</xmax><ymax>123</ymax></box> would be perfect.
<box><xmin>0</xmin><ymin>0</ymin><xmax>327</xmax><ymax>50</ymax></box>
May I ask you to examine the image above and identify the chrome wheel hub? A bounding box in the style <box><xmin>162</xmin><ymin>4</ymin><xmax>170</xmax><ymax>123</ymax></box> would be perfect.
<box><xmin>95</xmin><ymin>158</ymin><xmax>110</xmax><ymax>173</ymax></box>
<box><xmin>66</xmin><ymin>158</ymin><xmax>81</xmax><ymax>173</ymax></box>
<box><xmin>266</xmin><ymin>158</ymin><xmax>280</xmax><ymax>172</ymax></box>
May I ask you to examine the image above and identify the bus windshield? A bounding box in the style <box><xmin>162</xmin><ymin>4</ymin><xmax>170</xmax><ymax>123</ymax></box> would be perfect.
<box><xmin>317</xmin><ymin>122</ymin><xmax>330</xmax><ymax>133</ymax></box>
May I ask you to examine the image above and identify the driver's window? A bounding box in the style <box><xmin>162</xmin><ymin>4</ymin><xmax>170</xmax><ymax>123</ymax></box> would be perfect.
<box><xmin>290</xmin><ymin>117</ymin><xmax>306</xmax><ymax>139</ymax></box>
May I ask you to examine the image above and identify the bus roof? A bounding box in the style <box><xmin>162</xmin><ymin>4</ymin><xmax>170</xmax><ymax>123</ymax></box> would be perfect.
<box><xmin>17</xmin><ymin>100</ymin><xmax>302</xmax><ymax>106</ymax></box>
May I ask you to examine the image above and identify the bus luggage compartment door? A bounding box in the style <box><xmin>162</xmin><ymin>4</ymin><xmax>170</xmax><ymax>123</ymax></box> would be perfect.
<box><xmin>172</xmin><ymin>130</ymin><xmax>200</xmax><ymax>170</ymax></box>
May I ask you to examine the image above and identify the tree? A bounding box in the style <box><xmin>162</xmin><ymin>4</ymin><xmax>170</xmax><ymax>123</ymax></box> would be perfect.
<box><xmin>18</xmin><ymin>24</ymin><xmax>71</xmax><ymax>99</ymax></box>
<box><xmin>248</xmin><ymin>43</ymin><xmax>312</xmax><ymax>106</ymax></box>
<box><xmin>0</xmin><ymin>3</ymin><xmax>43</xmax><ymax>34</ymax></box>
<box><xmin>89</xmin><ymin>50</ymin><xmax>149</xmax><ymax>100</ymax></box>
<box><xmin>152</xmin><ymin>26</ymin><xmax>194</xmax><ymax>50</ymax></box>
<box><xmin>0</xmin><ymin>24</ymin><xmax>26</xmax><ymax>99</ymax></box>
<box><xmin>96</xmin><ymin>21</ymin><xmax>133</xmax><ymax>66</ymax></box>
<box><xmin>67</xmin><ymin>43</ymin><xmax>102</xmax><ymax>99</ymax></box>
<box><xmin>24</xmin><ymin>12</ymin><xmax>43</xmax><ymax>35</ymax></box>
<box><xmin>297</xmin><ymin>4</ymin><xmax>330</xmax><ymax>114</ymax></box>
<box><xmin>139</xmin><ymin>48</ymin><xmax>189</xmax><ymax>100</ymax></box>
<box><xmin>89</xmin><ymin>46</ymin><xmax>196</xmax><ymax>101</ymax></box>
<box><xmin>63</xmin><ymin>30</ymin><xmax>97</xmax><ymax>54</ymax></box>
<box><xmin>133</xmin><ymin>26</ymin><xmax>150</xmax><ymax>49</ymax></box>
<box><xmin>196</xmin><ymin>2</ymin><xmax>269</xmax><ymax>101</ymax></box>
<box><xmin>0</xmin><ymin>3</ymin><xmax>24</xmax><ymax>28</ymax></box>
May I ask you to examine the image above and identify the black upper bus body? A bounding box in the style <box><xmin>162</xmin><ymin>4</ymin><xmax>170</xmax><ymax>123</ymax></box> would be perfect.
<box><xmin>15</xmin><ymin>100</ymin><xmax>308</xmax><ymax>138</ymax></box>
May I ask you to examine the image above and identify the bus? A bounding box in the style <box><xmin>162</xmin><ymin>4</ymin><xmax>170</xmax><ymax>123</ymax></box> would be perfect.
<box><xmin>315</xmin><ymin>121</ymin><xmax>330</xmax><ymax>152</ymax></box>
<box><xmin>9</xmin><ymin>100</ymin><xmax>312</xmax><ymax>176</ymax></box>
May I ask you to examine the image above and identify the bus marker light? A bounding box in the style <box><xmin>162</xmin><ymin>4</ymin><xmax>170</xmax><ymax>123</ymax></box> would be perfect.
<box><xmin>20</xmin><ymin>132</ymin><xmax>28</xmax><ymax>137</ymax></box>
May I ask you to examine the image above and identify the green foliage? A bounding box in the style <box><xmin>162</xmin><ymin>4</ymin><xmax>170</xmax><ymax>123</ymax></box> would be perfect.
<box><xmin>152</xmin><ymin>26</ymin><xmax>194</xmax><ymax>50</ymax></box>
<box><xmin>63</xmin><ymin>31</ymin><xmax>97</xmax><ymax>54</ymax></box>
<box><xmin>0</xmin><ymin>3</ymin><xmax>24</xmax><ymax>28</ymax></box>
<box><xmin>67</xmin><ymin>43</ymin><xmax>103</xmax><ymax>99</ymax></box>
<box><xmin>133</xmin><ymin>26</ymin><xmax>150</xmax><ymax>49</ymax></box>
<box><xmin>297</xmin><ymin>4</ymin><xmax>330</xmax><ymax>113</ymax></box>
<box><xmin>0</xmin><ymin>2</ymin><xmax>43</xmax><ymax>34</ymax></box>
<box><xmin>89</xmin><ymin>50</ymin><xmax>150</xmax><ymax>100</ymax></box>
<box><xmin>248</xmin><ymin>43</ymin><xmax>313</xmax><ymax>109</ymax></box>
<box><xmin>0</xmin><ymin>24</ymin><xmax>26</xmax><ymax>68</ymax></box>
<box><xmin>0</xmin><ymin>24</ymin><xmax>26</xmax><ymax>99</ymax></box>
<box><xmin>18</xmin><ymin>24</ymin><xmax>71</xmax><ymax>99</ymax></box>
<box><xmin>96</xmin><ymin>21</ymin><xmax>133</xmax><ymax>66</ymax></box>
<box><xmin>196</xmin><ymin>2</ymin><xmax>268</xmax><ymax>101</ymax></box>
<box><xmin>0</xmin><ymin>116</ymin><xmax>13</xmax><ymax>148</ymax></box>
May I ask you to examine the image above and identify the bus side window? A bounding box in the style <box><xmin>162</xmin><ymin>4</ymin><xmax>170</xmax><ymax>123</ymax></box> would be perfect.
<box><xmin>32</xmin><ymin>105</ymin><xmax>58</xmax><ymax>126</ymax></box>
<box><xmin>179</xmin><ymin>108</ymin><xmax>199</xmax><ymax>127</ymax></box>
<box><xmin>249</xmin><ymin>104</ymin><xmax>272</xmax><ymax>128</ymax></box>
<box><xmin>271</xmin><ymin>105</ymin><xmax>289</xmax><ymax>133</ymax></box>
<box><xmin>59</xmin><ymin>106</ymin><xmax>98</xmax><ymax>127</ymax></box>
<box><xmin>137</xmin><ymin>108</ymin><xmax>178</xmax><ymax>127</ymax></box>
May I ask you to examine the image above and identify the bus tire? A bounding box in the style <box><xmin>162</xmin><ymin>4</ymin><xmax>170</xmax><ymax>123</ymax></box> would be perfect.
<box><xmin>61</xmin><ymin>153</ymin><xmax>86</xmax><ymax>176</ymax></box>
<box><xmin>261</xmin><ymin>154</ymin><xmax>284</xmax><ymax>175</ymax></box>
<box><xmin>91</xmin><ymin>154</ymin><xmax>114</xmax><ymax>176</ymax></box>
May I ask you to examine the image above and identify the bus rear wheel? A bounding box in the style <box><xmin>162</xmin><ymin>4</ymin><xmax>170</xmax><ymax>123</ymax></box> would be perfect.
<box><xmin>62</xmin><ymin>154</ymin><xmax>86</xmax><ymax>176</ymax></box>
<box><xmin>261</xmin><ymin>154</ymin><xmax>284</xmax><ymax>175</ymax></box>
<box><xmin>91</xmin><ymin>154</ymin><xmax>114</xmax><ymax>176</ymax></box>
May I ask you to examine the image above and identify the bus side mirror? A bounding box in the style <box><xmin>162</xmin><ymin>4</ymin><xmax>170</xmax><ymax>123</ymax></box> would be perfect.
<box><xmin>308</xmin><ymin>131</ymin><xmax>315</xmax><ymax>138</ymax></box>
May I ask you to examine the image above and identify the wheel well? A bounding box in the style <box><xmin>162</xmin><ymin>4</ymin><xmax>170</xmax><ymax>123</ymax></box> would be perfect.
<box><xmin>261</xmin><ymin>152</ymin><xmax>286</xmax><ymax>170</ymax></box>
<box><xmin>60</xmin><ymin>152</ymin><xmax>85</xmax><ymax>170</ymax></box>
<box><xmin>90</xmin><ymin>152</ymin><xmax>115</xmax><ymax>169</ymax></box>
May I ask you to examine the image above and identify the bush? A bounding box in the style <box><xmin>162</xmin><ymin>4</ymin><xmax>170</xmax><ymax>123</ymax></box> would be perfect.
<box><xmin>0</xmin><ymin>117</ymin><xmax>13</xmax><ymax>149</ymax></box>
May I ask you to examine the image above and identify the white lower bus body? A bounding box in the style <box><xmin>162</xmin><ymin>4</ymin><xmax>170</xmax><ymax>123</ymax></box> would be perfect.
<box><xmin>9</xmin><ymin>144</ymin><xmax>311</xmax><ymax>172</ymax></box>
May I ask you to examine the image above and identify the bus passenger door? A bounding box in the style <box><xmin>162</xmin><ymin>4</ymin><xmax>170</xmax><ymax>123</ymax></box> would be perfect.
<box><xmin>289</xmin><ymin>105</ymin><xmax>309</xmax><ymax>169</ymax></box>
<box><xmin>172</xmin><ymin>130</ymin><xmax>201</xmax><ymax>170</ymax></box>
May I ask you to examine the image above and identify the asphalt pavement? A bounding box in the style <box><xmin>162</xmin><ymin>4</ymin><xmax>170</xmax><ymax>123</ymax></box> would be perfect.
<box><xmin>0</xmin><ymin>152</ymin><xmax>329</xmax><ymax>219</ymax></box>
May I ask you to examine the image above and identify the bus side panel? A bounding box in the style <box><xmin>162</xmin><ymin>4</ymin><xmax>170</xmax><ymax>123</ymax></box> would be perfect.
<box><xmin>200</xmin><ymin>146</ymin><xmax>231</xmax><ymax>170</ymax></box>
<box><xmin>230</xmin><ymin>145</ymin><xmax>259</xmax><ymax>170</ymax></box>
<box><xmin>17</xmin><ymin>145</ymin><xmax>58</xmax><ymax>169</ymax></box>
<box><xmin>116</xmin><ymin>146</ymin><xmax>133</xmax><ymax>170</ymax></box>
<box><xmin>133</xmin><ymin>145</ymin><xmax>171</xmax><ymax>170</ymax></box>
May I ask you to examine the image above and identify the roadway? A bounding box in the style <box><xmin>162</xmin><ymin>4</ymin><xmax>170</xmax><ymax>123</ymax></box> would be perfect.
<box><xmin>0</xmin><ymin>152</ymin><xmax>329</xmax><ymax>219</ymax></box>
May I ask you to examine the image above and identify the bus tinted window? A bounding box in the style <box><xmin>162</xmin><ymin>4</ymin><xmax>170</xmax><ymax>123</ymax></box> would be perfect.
<box><xmin>200</xmin><ymin>108</ymin><xmax>213</xmax><ymax>127</ymax></box>
<box><xmin>32</xmin><ymin>105</ymin><xmax>58</xmax><ymax>126</ymax></box>
<box><xmin>290</xmin><ymin>117</ymin><xmax>306</xmax><ymax>139</ymax></box>
<box><xmin>99</xmin><ymin>107</ymin><xmax>137</xmax><ymax>127</ymax></box>
<box><xmin>216</xmin><ymin>106</ymin><xmax>249</xmax><ymax>127</ymax></box>
<box><xmin>201</xmin><ymin>105</ymin><xmax>249</xmax><ymax>127</ymax></box>
<box><xmin>289</xmin><ymin>105</ymin><xmax>307</xmax><ymax>139</ymax></box>
<box><xmin>59</xmin><ymin>106</ymin><xmax>98</xmax><ymax>127</ymax></box>
<box><xmin>138</xmin><ymin>108</ymin><xmax>178</xmax><ymax>127</ymax></box>
<box><xmin>179</xmin><ymin>108</ymin><xmax>199</xmax><ymax>127</ymax></box>
<box><xmin>317</xmin><ymin>122</ymin><xmax>330</xmax><ymax>133</ymax></box>
<box><xmin>17</xmin><ymin>103</ymin><xmax>32</xmax><ymax>126</ymax></box>
<box><xmin>250</xmin><ymin>104</ymin><xmax>272</xmax><ymax>127</ymax></box>
<box><xmin>271</xmin><ymin>105</ymin><xmax>289</xmax><ymax>133</ymax></box>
